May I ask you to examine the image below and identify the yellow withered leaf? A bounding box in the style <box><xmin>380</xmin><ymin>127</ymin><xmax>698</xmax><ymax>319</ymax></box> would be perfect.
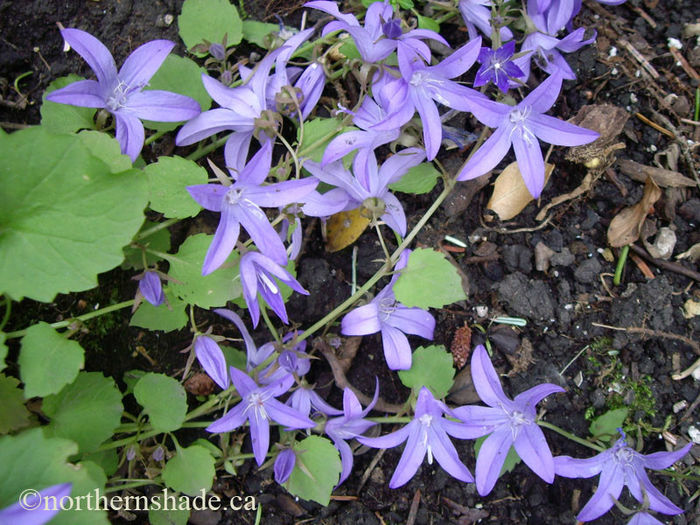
<box><xmin>325</xmin><ymin>208</ymin><xmax>371</xmax><ymax>252</ymax></box>
<box><xmin>486</xmin><ymin>162</ymin><xmax>554</xmax><ymax>221</ymax></box>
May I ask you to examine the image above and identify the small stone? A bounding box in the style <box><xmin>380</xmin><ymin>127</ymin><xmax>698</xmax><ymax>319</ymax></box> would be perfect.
<box><xmin>574</xmin><ymin>258</ymin><xmax>602</xmax><ymax>284</ymax></box>
<box><xmin>475</xmin><ymin>305</ymin><xmax>488</xmax><ymax>318</ymax></box>
<box><xmin>689</xmin><ymin>426</ymin><xmax>700</xmax><ymax>444</ymax></box>
<box><xmin>551</xmin><ymin>248</ymin><xmax>575</xmax><ymax>267</ymax></box>
<box><xmin>673</xmin><ymin>400</ymin><xmax>688</xmax><ymax>413</ymax></box>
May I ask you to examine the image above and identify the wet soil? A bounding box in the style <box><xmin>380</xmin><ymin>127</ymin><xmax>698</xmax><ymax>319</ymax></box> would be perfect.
<box><xmin>2</xmin><ymin>0</ymin><xmax>699</xmax><ymax>524</ymax></box>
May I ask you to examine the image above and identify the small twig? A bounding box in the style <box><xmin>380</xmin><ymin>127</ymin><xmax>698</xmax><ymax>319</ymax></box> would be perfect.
<box><xmin>620</xmin><ymin>39</ymin><xmax>660</xmax><ymax>79</ymax></box>
<box><xmin>406</xmin><ymin>489</ymin><xmax>422</xmax><ymax>525</ymax></box>
<box><xmin>357</xmin><ymin>447</ymin><xmax>386</xmax><ymax>493</ymax></box>
<box><xmin>629</xmin><ymin>244</ymin><xmax>700</xmax><ymax>282</ymax></box>
<box><xmin>636</xmin><ymin>112</ymin><xmax>675</xmax><ymax>138</ymax></box>
<box><xmin>314</xmin><ymin>338</ymin><xmax>404</xmax><ymax>413</ymax></box>
<box><xmin>630</xmin><ymin>5</ymin><xmax>657</xmax><ymax>28</ymax></box>
<box><xmin>591</xmin><ymin>322</ymin><xmax>700</xmax><ymax>356</ymax></box>
<box><xmin>680</xmin><ymin>392</ymin><xmax>700</xmax><ymax>422</ymax></box>
<box><xmin>669</xmin><ymin>47</ymin><xmax>700</xmax><ymax>81</ymax></box>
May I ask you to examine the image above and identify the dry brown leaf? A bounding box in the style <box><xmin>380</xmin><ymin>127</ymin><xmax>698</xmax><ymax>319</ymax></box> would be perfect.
<box><xmin>325</xmin><ymin>208</ymin><xmax>370</xmax><ymax>252</ymax></box>
<box><xmin>676</xmin><ymin>243</ymin><xmax>700</xmax><ymax>262</ymax></box>
<box><xmin>683</xmin><ymin>299</ymin><xmax>700</xmax><ymax>319</ymax></box>
<box><xmin>607</xmin><ymin>176</ymin><xmax>662</xmax><ymax>247</ymax></box>
<box><xmin>486</xmin><ymin>161</ymin><xmax>554</xmax><ymax>221</ymax></box>
<box><xmin>618</xmin><ymin>159</ymin><xmax>696</xmax><ymax>188</ymax></box>
<box><xmin>565</xmin><ymin>104</ymin><xmax>629</xmax><ymax>167</ymax></box>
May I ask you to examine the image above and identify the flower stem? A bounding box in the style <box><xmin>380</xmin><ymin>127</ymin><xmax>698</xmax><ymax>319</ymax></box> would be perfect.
<box><xmin>538</xmin><ymin>420</ymin><xmax>605</xmax><ymax>452</ymax></box>
<box><xmin>144</xmin><ymin>129</ymin><xmax>168</xmax><ymax>146</ymax></box>
<box><xmin>134</xmin><ymin>218</ymin><xmax>179</xmax><ymax>241</ymax></box>
<box><xmin>613</xmin><ymin>245</ymin><xmax>629</xmax><ymax>286</ymax></box>
<box><xmin>4</xmin><ymin>300</ymin><xmax>135</xmax><ymax>340</ymax></box>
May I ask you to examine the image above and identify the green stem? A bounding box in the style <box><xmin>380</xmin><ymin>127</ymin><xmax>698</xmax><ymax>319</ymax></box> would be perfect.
<box><xmin>613</xmin><ymin>245</ymin><xmax>629</xmax><ymax>286</ymax></box>
<box><xmin>104</xmin><ymin>480</ymin><xmax>159</xmax><ymax>493</ymax></box>
<box><xmin>538</xmin><ymin>421</ymin><xmax>605</xmax><ymax>452</ymax></box>
<box><xmin>4</xmin><ymin>300</ymin><xmax>134</xmax><ymax>340</ymax></box>
<box><xmin>694</xmin><ymin>87</ymin><xmax>699</xmax><ymax>122</ymax></box>
<box><xmin>291</xmin><ymin>30</ymin><xmax>340</xmax><ymax>60</ymax></box>
<box><xmin>368</xmin><ymin>415</ymin><xmax>412</xmax><ymax>423</ymax></box>
<box><xmin>186</xmin><ymin>134</ymin><xmax>231</xmax><ymax>162</ymax></box>
<box><xmin>260</xmin><ymin>305</ymin><xmax>281</xmax><ymax>343</ymax></box>
<box><xmin>0</xmin><ymin>295</ymin><xmax>11</xmax><ymax>332</ymax></box>
<box><xmin>144</xmin><ymin>129</ymin><xmax>168</xmax><ymax>146</ymax></box>
<box><xmin>134</xmin><ymin>218</ymin><xmax>179</xmax><ymax>241</ymax></box>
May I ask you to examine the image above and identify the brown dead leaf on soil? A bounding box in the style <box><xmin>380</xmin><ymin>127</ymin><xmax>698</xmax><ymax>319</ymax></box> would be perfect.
<box><xmin>565</xmin><ymin>104</ymin><xmax>629</xmax><ymax>168</ymax></box>
<box><xmin>607</xmin><ymin>176</ymin><xmax>662</xmax><ymax>247</ymax></box>
<box><xmin>486</xmin><ymin>161</ymin><xmax>554</xmax><ymax>221</ymax></box>
<box><xmin>618</xmin><ymin>159</ymin><xmax>696</xmax><ymax>188</ymax></box>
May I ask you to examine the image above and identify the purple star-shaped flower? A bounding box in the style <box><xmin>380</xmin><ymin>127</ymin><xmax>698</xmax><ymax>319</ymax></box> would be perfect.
<box><xmin>458</xmin><ymin>0</ymin><xmax>513</xmax><ymax>42</ymax></box>
<box><xmin>325</xmin><ymin>384</ymin><xmax>379</xmax><ymax>485</ymax></box>
<box><xmin>341</xmin><ymin>250</ymin><xmax>435</xmax><ymax>370</ymax></box>
<box><xmin>359</xmin><ymin>387</ymin><xmax>475</xmax><ymax>488</ymax></box>
<box><xmin>627</xmin><ymin>512</ymin><xmax>664</xmax><ymax>525</ymax></box>
<box><xmin>186</xmin><ymin>140</ymin><xmax>317</xmax><ymax>274</ymax></box>
<box><xmin>302</xmin><ymin>147</ymin><xmax>425</xmax><ymax>236</ymax></box>
<box><xmin>474</xmin><ymin>41</ymin><xmax>526</xmax><ymax>93</ymax></box>
<box><xmin>453</xmin><ymin>344</ymin><xmax>565</xmax><ymax>496</ymax></box>
<box><xmin>46</xmin><ymin>28</ymin><xmax>200</xmax><ymax>162</ymax></box>
<box><xmin>193</xmin><ymin>335</ymin><xmax>229</xmax><ymax>390</ymax></box>
<box><xmin>137</xmin><ymin>271</ymin><xmax>165</xmax><ymax>307</ymax></box>
<box><xmin>554</xmin><ymin>432</ymin><xmax>692</xmax><ymax>522</ymax></box>
<box><xmin>305</xmin><ymin>0</ymin><xmax>447</xmax><ymax>63</ymax></box>
<box><xmin>239</xmin><ymin>251</ymin><xmax>309</xmax><ymax>327</ymax></box>
<box><xmin>457</xmin><ymin>72</ymin><xmax>599</xmax><ymax>197</ymax></box>
<box><xmin>0</xmin><ymin>483</ymin><xmax>73</xmax><ymax>525</ymax></box>
<box><xmin>274</xmin><ymin>448</ymin><xmax>297</xmax><ymax>484</ymax></box>
<box><xmin>207</xmin><ymin>366</ymin><xmax>315</xmax><ymax>465</ymax></box>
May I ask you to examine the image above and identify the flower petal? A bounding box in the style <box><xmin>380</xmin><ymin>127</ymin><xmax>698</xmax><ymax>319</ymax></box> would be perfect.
<box><xmin>45</xmin><ymin>79</ymin><xmax>105</xmax><ymax>108</ymax></box>
<box><xmin>194</xmin><ymin>336</ymin><xmax>229</xmax><ymax>390</ymax></box>
<box><xmin>640</xmin><ymin>443</ymin><xmax>692</xmax><ymax>471</ymax></box>
<box><xmin>358</xmin><ymin>422</ymin><xmax>412</xmax><ymax>449</ymax></box>
<box><xmin>429</xmin><ymin>37</ymin><xmax>481</xmax><ymax>79</ymax></box>
<box><xmin>114</xmin><ymin>111</ymin><xmax>145</xmax><ymax>162</ymax></box>
<box><xmin>386</xmin><ymin>305</ymin><xmax>435</xmax><ymax>339</ymax></box>
<box><xmin>470</xmin><ymin>344</ymin><xmax>511</xmax><ymax>408</ymax></box>
<box><xmin>186</xmin><ymin>184</ymin><xmax>227</xmax><ymax>212</ymax></box>
<box><xmin>119</xmin><ymin>40</ymin><xmax>174</xmax><ymax>89</ymax></box>
<box><xmin>452</xmin><ymin>405</ymin><xmax>509</xmax><ymax>436</ymax></box>
<box><xmin>528</xmin><ymin>113</ymin><xmax>600</xmax><ymax>147</ymax></box>
<box><xmin>213</xmin><ymin>308</ymin><xmax>260</xmax><ymax>367</ymax></box>
<box><xmin>206</xmin><ymin>402</ymin><xmax>247</xmax><ymax>433</ymax></box>
<box><xmin>554</xmin><ymin>452</ymin><xmax>608</xmax><ymax>478</ymax></box>
<box><xmin>381</xmin><ymin>324</ymin><xmax>413</xmax><ymax>370</ymax></box>
<box><xmin>202</xmin><ymin>205</ymin><xmax>240</xmax><ymax>275</ymax></box>
<box><xmin>245</xmin><ymin>178</ymin><xmax>319</xmax><ymax>208</ymax></box>
<box><xmin>334</xmin><ymin>437</ymin><xmax>355</xmax><ymax>485</ymax></box>
<box><xmin>429</xmin><ymin>426</ymin><xmax>474</xmax><ymax>482</ymax></box>
<box><xmin>389</xmin><ymin>423</ymin><xmax>427</xmax><ymax>488</ymax></box>
<box><xmin>126</xmin><ymin>90</ymin><xmax>200</xmax><ymax>122</ymax></box>
<box><xmin>411</xmin><ymin>91</ymin><xmax>441</xmax><ymax>161</ymax></box>
<box><xmin>475</xmin><ymin>427</ymin><xmax>513</xmax><ymax>496</ymax></box>
<box><xmin>456</xmin><ymin>124</ymin><xmax>512</xmax><ymax>181</ymax></box>
<box><xmin>249</xmin><ymin>408</ymin><xmax>270</xmax><ymax>465</ymax></box>
<box><xmin>633</xmin><ymin>464</ymin><xmax>684</xmax><ymax>516</ymax></box>
<box><xmin>513</xmin><ymin>423</ymin><xmax>555</xmax><ymax>482</ymax></box>
<box><xmin>265</xmin><ymin>398</ymin><xmax>315</xmax><ymax>429</ymax></box>
<box><xmin>224</xmin><ymin>132</ymin><xmax>254</xmax><ymax>177</ymax></box>
<box><xmin>521</xmin><ymin>72</ymin><xmax>563</xmax><ymax>114</ymax></box>
<box><xmin>176</xmin><ymin>108</ymin><xmax>251</xmax><ymax>146</ymax></box>
<box><xmin>381</xmin><ymin>192</ymin><xmax>407</xmax><ymax>237</ymax></box>
<box><xmin>341</xmin><ymin>303</ymin><xmax>381</xmax><ymax>336</ymax></box>
<box><xmin>301</xmin><ymin>188</ymin><xmax>351</xmax><ymax>217</ymax></box>
<box><xmin>577</xmin><ymin>462</ymin><xmax>624</xmax><ymax>522</ymax></box>
<box><xmin>512</xmin><ymin>129</ymin><xmax>546</xmax><ymax>198</ymax></box>
<box><xmin>233</xmin><ymin>201</ymin><xmax>287</xmax><ymax>265</ymax></box>
<box><xmin>61</xmin><ymin>28</ymin><xmax>117</xmax><ymax>86</ymax></box>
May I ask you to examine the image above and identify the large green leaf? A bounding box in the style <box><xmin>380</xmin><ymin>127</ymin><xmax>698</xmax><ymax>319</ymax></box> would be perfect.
<box><xmin>0</xmin><ymin>127</ymin><xmax>147</xmax><ymax>302</ymax></box>
<box><xmin>0</xmin><ymin>332</ymin><xmax>7</xmax><ymax>373</ymax></box>
<box><xmin>144</xmin><ymin>156</ymin><xmax>208</xmax><ymax>218</ymax></box>
<box><xmin>168</xmin><ymin>234</ymin><xmax>242</xmax><ymax>308</ymax></box>
<box><xmin>242</xmin><ymin>20</ymin><xmax>281</xmax><ymax>48</ymax></box>
<box><xmin>398</xmin><ymin>345</ymin><xmax>455</xmax><ymax>399</ymax></box>
<box><xmin>143</xmin><ymin>55</ymin><xmax>213</xmax><ymax>131</ymax></box>
<box><xmin>19</xmin><ymin>322</ymin><xmax>84</xmax><ymax>399</ymax></box>
<box><xmin>389</xmin><ymin>162</ymin><xmax>439</xmax><ymax>195</ymax></box>
<box><xmin>122</xmin><ymin>220</ymin><xmax>172</xmax><ymax>270</ymax></box>
<box><xmin>178</xmin><ymin>0</ymin><xmax>242</xmax><ymax>54</ymax></box>
<box><xmin>130</xmin><ymin>286</ymin><xmax>188</xmax><ymax>332</ymax></box>
<box><xmin>161</xmin><ymin>444</ymin><xmax>215</xmax><ymax>497</ymax></box>
<box><xmin>0</xmin><ymin>375</ymin><xmax>31</xmax><ymax>434</ymax></box>
<box><xmin>393</xmin><ymin>248</ymin><xmax>467</xmax><ymax>309</ymax></box>
<box><xmin>43</xmin><ymin>372</ymin><xmax>124</xmax><ymax>453</ymax></box>
<box><xmin>41</xmin><ymin>75</ymin><xmax>97</xmax><ymax>133</ymax></box>
<box><xmin>133</xmin><ymin>373</ymin><xmax>187</xmax><ymax>432</ymax></box>
<box><xmin>0</xmin><ymin>428</ymin><xmax>109</xmax><ymax>524</ymax></box>
<box><xmin>285</xmin><ymin>436</ymin><xmax>341</xmax><ymax>506</ymax></box>
<box><xmin>590</xmin><ymin>408</ymin><xmax>628</xmax><ymax>443</ymax></box>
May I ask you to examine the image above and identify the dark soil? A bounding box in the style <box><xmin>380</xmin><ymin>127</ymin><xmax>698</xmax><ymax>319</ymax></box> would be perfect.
<box><xmin>2</xmin><ymin>0</ymin><xmax>699</xmax><ymax>524</ymax></box>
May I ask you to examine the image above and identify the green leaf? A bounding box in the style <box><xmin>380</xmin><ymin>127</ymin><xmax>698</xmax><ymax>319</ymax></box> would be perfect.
<box><xmin>0</xmin><ymin>332</ymin><xmax>7</xmax><ymax>373</ymax></box>
<box><xmin>393</xmin><ymin>248</ymin><xmax>467</xmax><ymax>309</ymax></box>
<box><xmin>168</xmin><ymin>234</ymin><xmax>242</xmax><ymax>308</ymax></box>
<box><xmin>79</xmin><ymin>448</ymin><xmax>119</xmax><ymax>477</ymax></box>
<box><xmin>389</xmin><ymin>162</ymin><xmax>439</xmax><ymax>195</ymax></box>
<box><xmin>0</xmin><ymin>127</ymin><xmax>148</xmax><ymax>302</ymax></box>
<box><xmin>242</xmin><ymin>20</ymin><xmax>281</xmax><ymax>48</ymax></box>
<box><xmin>162</xmin><ymin>444</ymin><xmax>215</xmax><ymax>496</ymax></box>
<box><xmin>398</xmin><ymin>345</ymin><xmax>455</xmax><ymax>398</ymax></box>
<box><xmin>77</xmin><ymin>130</ymin><xmax>133</xmax><ymax>173</ymax></box>
<box><xmin>130</xmin><ymin>286</ymin><xmax>188</xmax><ymax>332</ymax></box>
<box><xmin>416</xmin><ymin>14</ymin><xmax>440</xmax><ymax>32</ymax></box>
<box><xmin>299</xmin><ymin>118</ymin><xmax>349</xmax><ymax>163</ymax></box>
<box><xmin>0</xmin><ymin>428</ymin><xmax>109</xmax><ymax>524</ymax></box>
<box><xmin>41</xmin><ymin>75</ymin><xmax>97</xmax><ymax>133</ymax></box>
<box><xmin>0</xmin><ymin>375</ymin><xmax>31</xmax><ymax>434</ymax></box>
<box><xmin>285</xmin><ymin>436</ymin><xmax>341</xmax><ymax>506</ymax></box>
<box><xmin>178</xmin><ymin>0</ymin><xmax>242</xmax><ymax>54</ymax></box>
<box><xmin>144</xmin><ymin>156</ymin><xmax>208</xmax><ymax>218</ymax></box>
<box><xmin>133</xmin><ymin>373</ymin><xmax>187</xmax><ymax>432</ymax></box>
<box><xmin>19</xmin><ymin>322</ymin><xmax>84</xmax><ymax>398</ymax></box>
<box><xmin>43</xmin><ymin>372</ymin><xmax>124</xmax><ymax>453</ymax></box>
<box><xmin>589</xmin><ymin>408</ymin><xmax>628</xmax><ymax>442</ymax></box>
<box><xmin>142</xmin><ymin>55</ymin><xmax>213</xmax><ymax>131</ymax></box>
<box><xmin>149</xmin><ymin>505</ymin><xmax>191</xmax><ymax>525</ymax></box>
<box><xmin>474</xmin><ymin>436</ymin><xmax>521</xmax><ymax>477</ymax></box>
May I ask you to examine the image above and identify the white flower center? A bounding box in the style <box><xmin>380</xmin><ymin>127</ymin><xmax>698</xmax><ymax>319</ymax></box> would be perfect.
<box><xmin>508</xmin><ymin>107</ymin><xmax>536</xmax><ymax>146</ymax></box>
<box><xmin>106</xmin><ymin>80</ymin><xmax>131</xmax><ymax>111</ymax></box>
<box><xmin>419</xmin><ymin>414</ymin><xmax>434</xmax><ymax>464</ymax></box>
<box><xmin>258</xmin><ymin>271</ymin><xmax>279</xmax><ymax>294</ymax></box>
<box><xmin>226</xmin><ymin>187</ymin><xmax>245</xmax><ymax>205</ymax></box>
<box><xmin>246</xmin><ymin>391</ymin><xmax>269</xmax><ymax>420</ymax></box>
<box><xmin>378</xmin><ymin>297</ymin><xmax>396</xmax><ymax>322</ymax></box>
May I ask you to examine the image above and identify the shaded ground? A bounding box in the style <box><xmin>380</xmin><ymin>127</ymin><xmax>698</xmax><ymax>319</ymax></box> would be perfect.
<box><xmin>1</xmin><ymin>0</ymin><xmax>699</xmax><ymax>524</ymax></box>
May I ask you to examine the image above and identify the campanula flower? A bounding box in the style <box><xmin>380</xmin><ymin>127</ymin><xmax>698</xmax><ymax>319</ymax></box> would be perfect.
<box><xmin>554</xmin><ymin>432</ymin><xmax>692</xmax><ymax>522</ymax></box>
<box><xmin>302</xmin><ymin>148</ymin><xmax>425</xmax><ymax>236</ymax></box>
<box><xmin>207</xmin><ymin>366</ymin><xmax>314</xmax><ymax>465</ymax></box>
<box><xmin>474</xmin><ymin>41</ymin><xmax>525</xmax><ymax>93</ymax></box>
<box><xmin>0</xmin><ymin>483</ymin><xmax>73</xmax><ymax>525</ymax></box>
<box><xmin>374</xmin><ymin>39</ymin><xmax>483</xmax><ymax>160</ymax></box>
<box><xmin>325</xmin><ymin>384</ymin><xmax>379</xmax><ymax>485</ymax></box>
<box><xmin>46</xmin><ymin>28</ymin><xmax>200</xmax><ymax>162</ymax></box>
<box><xmin>628</xmin><ymin>512</ymin><xmax>664</xmax><ymax>525</ymax></box>
<box><xmin>453</xmin><ymin>345</ymin><xmax>565</xmax><ymax>496</ymax></box>
<box><xmin>305</xmin><ymin>0</ymin><xmax>447</xmax><ymax>63</ymax></box>
<box><xmin>186</xmin><ymin>140</ymin><xmax>317</xmax><ymax>274</ymax></box>
<box><xmin>137</xmin><ymin>271</ymin><xmax>164</xmax><ymax>307</ymax></box>
<box><xmin>341</xmin><ymin>250</ymin><xmax>435</xmax><ymax>370</ymax></box>
<box><xmin>287</xmin><ymin>384</ymin><xmax>343</xmax><ymax>419</ymax></box>
<box><xmin>359</xmin><ymin>387</ymin><xmax>475</xmax><ymax>488</ymax></box>
<box><xmin>274</xmin><ymin>448</ymin><xmax>297</xmax><ymax>484</ymax></box>
<box><xmin>193</xmin><ymin>335</ymin><xmax>229</xmax><ymax>390</ymax></box>
<box><xmin>239</xmin><ymin>251</ymin><xmax>309</xmax><ymax>328</ymax></box>
<box><xmin>457</xmin><ymin>72</ymin><xmax>599</xmax><ymax>197</ymax></box>
<box><xmin>458</xmin><ymin>0</ymin><xmax>513</xmax><ymax>42</ymax></box>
